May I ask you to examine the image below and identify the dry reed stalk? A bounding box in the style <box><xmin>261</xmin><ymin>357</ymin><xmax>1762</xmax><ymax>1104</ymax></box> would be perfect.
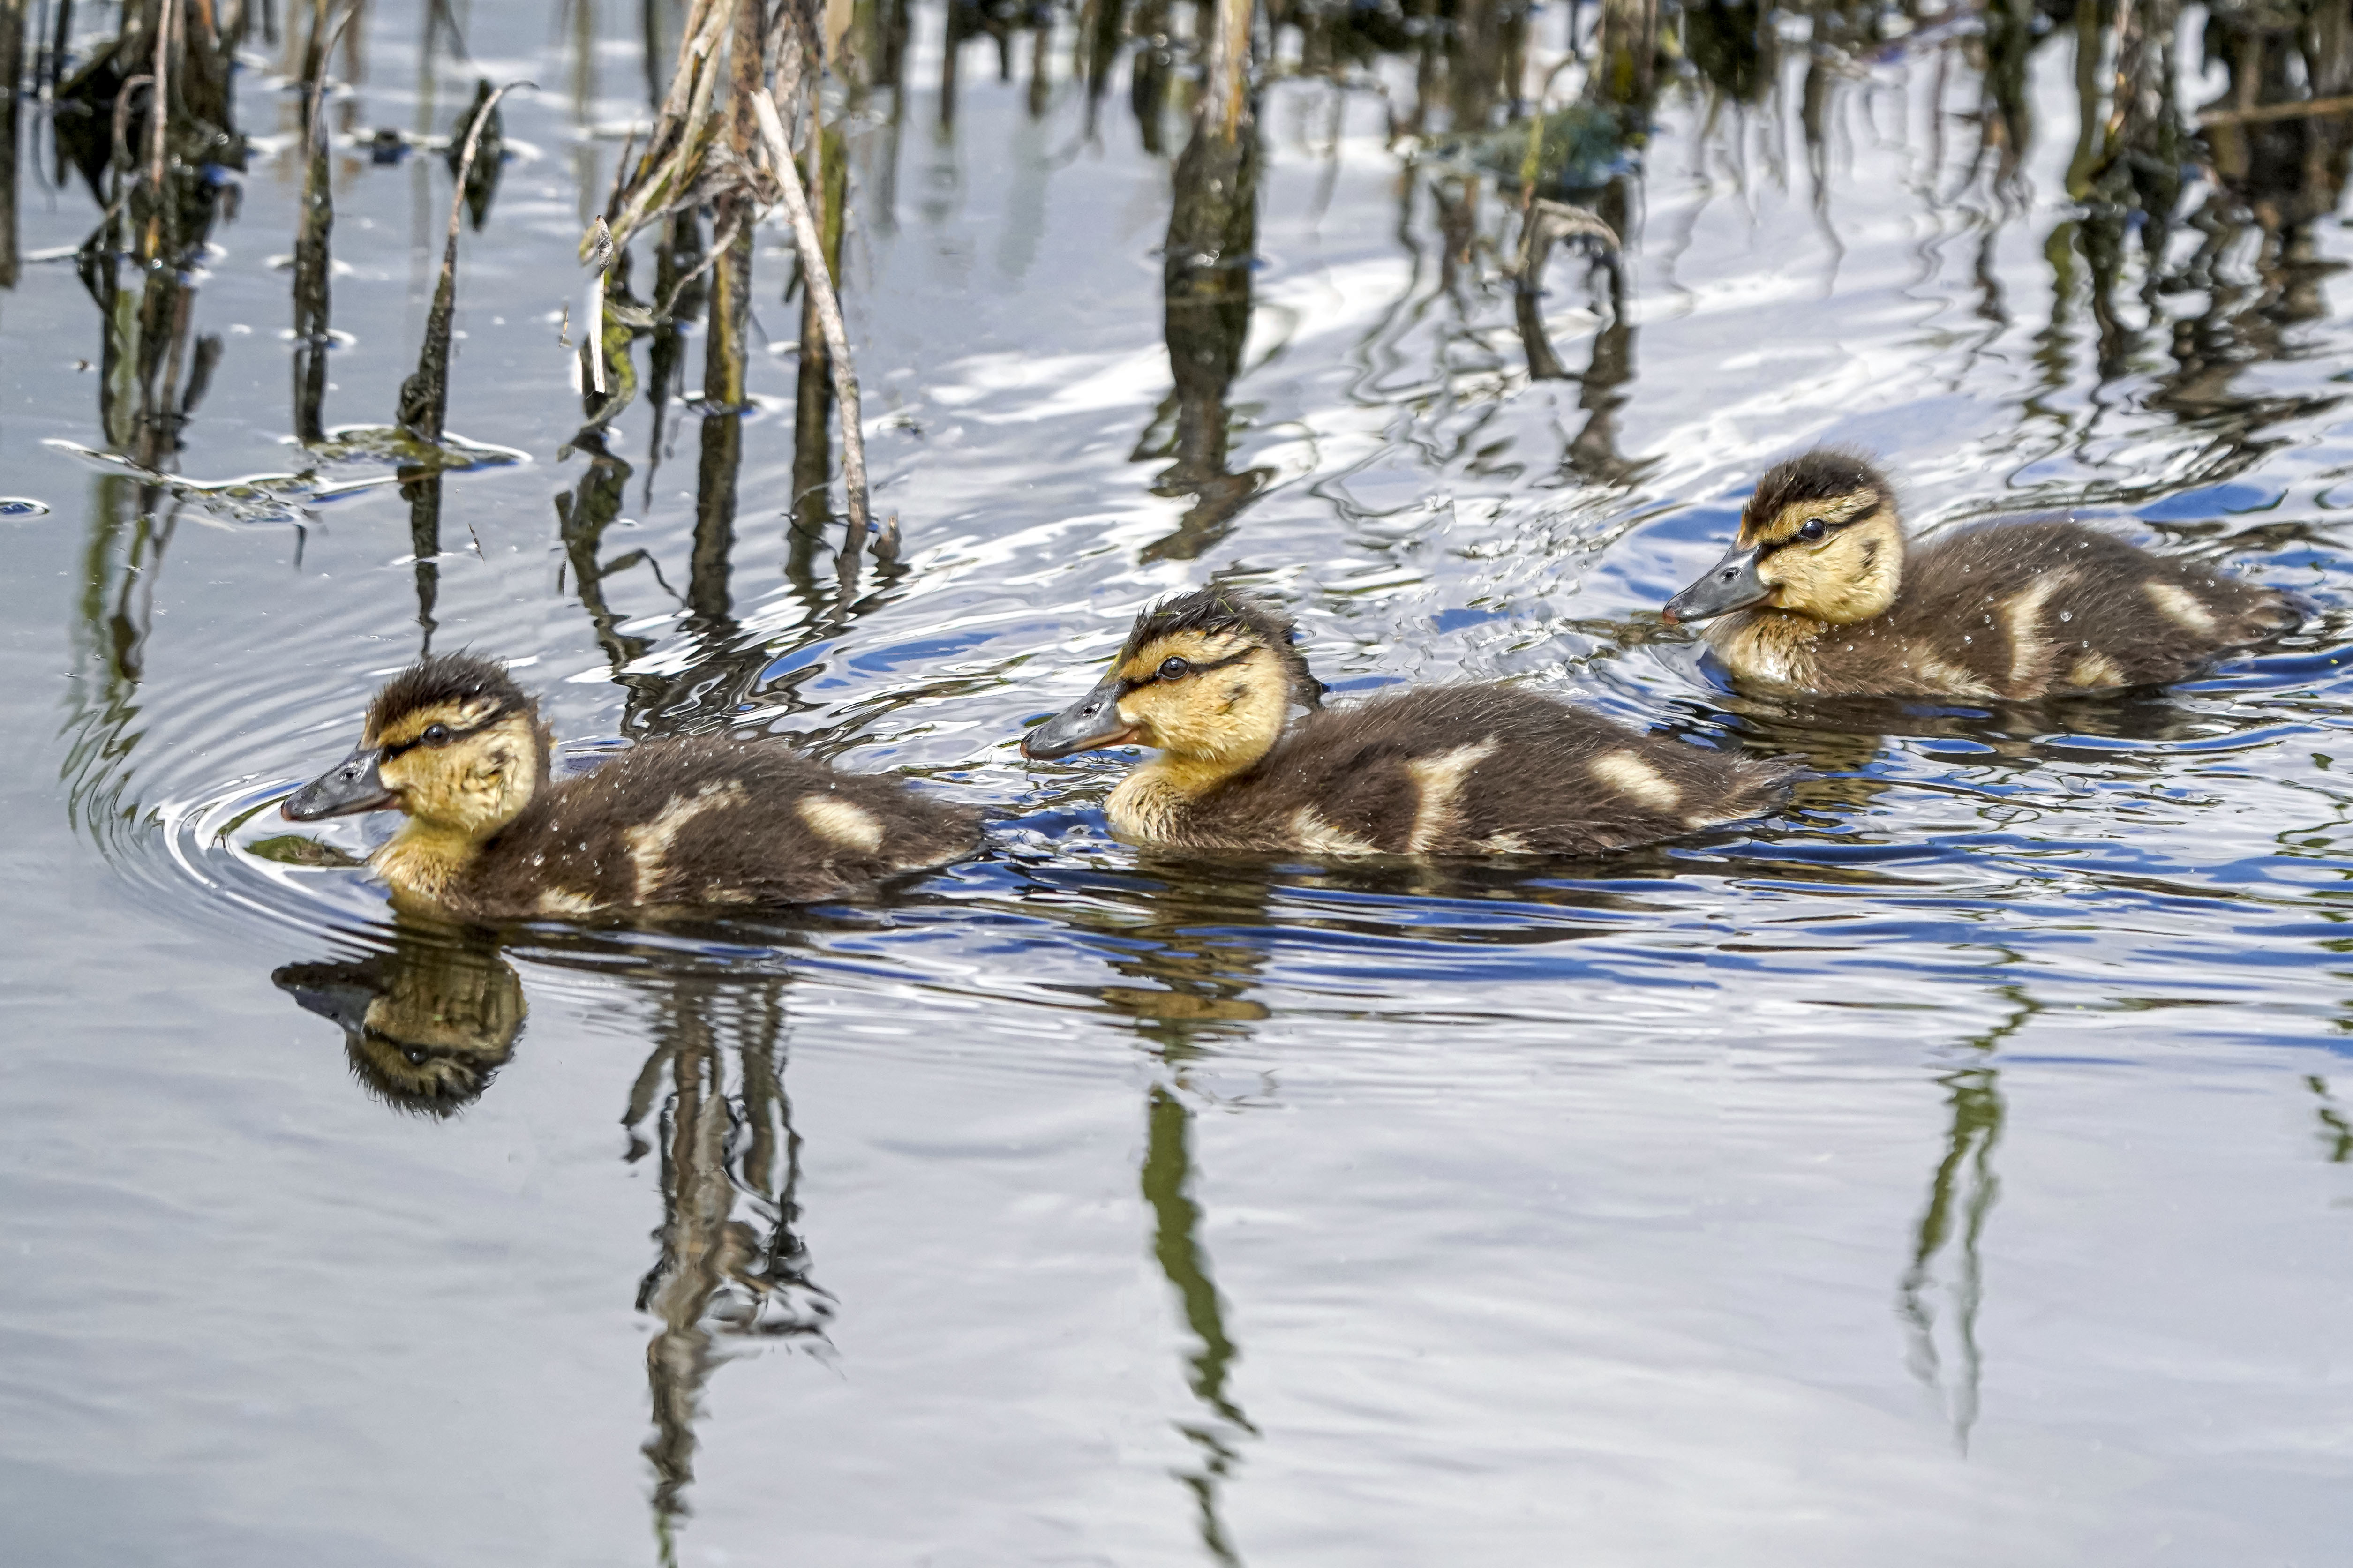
<box><xmin>1199</xmin><ymin>0</ymin><xmax>1250</xmax><ymax>143</ymax></box>
<box><xmin>591</xmin><ymin>0</ymin><xmax>880</xmax><ymax>569</ymax></box>
<box><xmin>141</xmin><ymin>0</ymin><xmax>177</xmax><ymax>259</ymax></box>
<box><xmin>599</xmin><ymin>0</ymin><xmax>740</xmax><ymax>258</ymax></box>
<box><xmin>752</xmin><ymin>86</ymin><xmax>870</xmax><ymax>564</ymax></box>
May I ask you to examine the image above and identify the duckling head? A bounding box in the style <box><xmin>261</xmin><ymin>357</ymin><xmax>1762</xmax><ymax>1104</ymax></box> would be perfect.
<box><xmin>1022</xmin><ymin>586</ymin><xmax>1322</xmax><ymax>775</ymax></box>
<box><xmin>283</xmin><ymin>653</ymin><xmax>551</xmax><ymax>843</ymax></box>
<box><xmin>1664</xmin><ymin>448</ymin><xmax>1905</xmax><ymax>626</ymax></box>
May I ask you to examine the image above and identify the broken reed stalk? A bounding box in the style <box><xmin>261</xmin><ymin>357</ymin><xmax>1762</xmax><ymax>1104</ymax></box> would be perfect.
<box><xmin>752</xmin><ymin>86</ymin><xmax>870</xmax><ymax>564</ymax></box>
<box><xmin>296</xmin><ymin>0</ymin><xmax>331</xmax><ymax>84</ymax></box>
<box><xmin>293</xmin><ymin>0</ymin><xmax>355</xmax><ymax>443</ymax></box>
<box><xmin>599</xmin><ymin>0</ymin><xmax>737</xmax><ymax>259</ymax></box>
<box><xmin>594</xmin><ymin>0</ymin><xmax>879</xmax><ymax>568</ymax></box>
<box><xmin>101</xmin><ymin>75</ymin><xmax>152</xmax><ymax>255</ymax></box>
<box><xmin>397</xmin><ymin>81</ymin><xmax>526</xmax><ymax>443</ymax></box>
<box><xmin>1511</xmin><ymin>199</ymin><xmax>1620</xmax><ymax>381</ymax></box>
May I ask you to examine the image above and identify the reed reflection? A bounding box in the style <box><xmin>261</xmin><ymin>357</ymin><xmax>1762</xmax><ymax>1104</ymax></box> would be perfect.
<box><xmin>270</xmin><ymin>931</ymin><xmax>830</xmax><ymax>1561</ymax></box>
<box><xmin>1898</xmin><ymin>986</ymin><xmax>2031</xmax><ymax>1453</ymax></box>
<box><xmin>63</xmin><ymin>473</ymin><xmax>182</xmax><ymax>853</ymax></box>
<box><xmin>1553</xmin><ymin>181</ymin><xmax>1645</xmax><ymax>488</ymax></box>
<box><xmin>628</xmin><ymin>974</ymin><xmax>832</xmax><ymax>1561</ymax></box>
<box><xmin>1142</xmin><ymin>0</ymin><xmax>1270</xmax><ymax>563</ymax></box>
<box><xmin>554</xmin><ymin>404</ymin><xmax>817</xmax><ymax>741</ymax></box>
<box><xmin>643</xmin><ymin>210</ymin><xmax>708</xmax><ymax>503</ymax></box>
<box><xmin>1142</xmin><ymin>1082</ymin><xmax>1255</xmax><ymax>1568</ymax></box>
<box><xmin>2304</xmin><ymin>1075</ymin><xmax>2353</xmax><ymax>1164</ymax></box>
<box><xmin>1053</xmin><ymin>859</ymin><xmax>1272</xmax><ymax>1560</ymax></box>
<box><xmin>63</xmin><ymin>112</ymin><xmax>231</xmax><ymax>854</ymax></box>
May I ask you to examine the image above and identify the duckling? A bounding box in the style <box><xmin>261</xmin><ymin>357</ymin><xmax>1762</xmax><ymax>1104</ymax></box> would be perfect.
<box><xmin>1020</xmin><ymin>587</ymin><xmax>1795</xmax><ymax>856</ymax></box>
<box><xmin>281</xmin><ymin>654</ymin><xmax>982</xmax><ymax>919</ymax></box>
<box><xmin>1661</xmin><ymin>449</ymin><xmax>2301</xmax><ymax>698</ymax></box>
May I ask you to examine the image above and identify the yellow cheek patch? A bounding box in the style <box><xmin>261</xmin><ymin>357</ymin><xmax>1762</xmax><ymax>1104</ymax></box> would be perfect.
<box><xmin>1113</xmin><ymin>687</ymin><xmax>1168</xmax><ymax>739</ymax></box>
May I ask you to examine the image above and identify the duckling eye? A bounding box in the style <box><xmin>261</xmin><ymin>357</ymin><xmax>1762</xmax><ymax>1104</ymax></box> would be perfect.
<box><xmin>1798</xmin><ymin>518</ymin><xmax>1827</xmax><ymax>542</ymax></box>
<box><xmin>1158</xmin><ymin>657</ymin><xmax>1191</xmax><ymax>681</ymax></box>
<box><xmin>421</xmin><ymin>723</ymin><xmax>453</xmax><ymax>746</ymax></box>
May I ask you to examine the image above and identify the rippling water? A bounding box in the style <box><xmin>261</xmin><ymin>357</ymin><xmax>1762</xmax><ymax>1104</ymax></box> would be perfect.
<box><xmin>8</xmin><ymin>1</ymin><xmax>2353</xmax><ymax>1562</ymax></box>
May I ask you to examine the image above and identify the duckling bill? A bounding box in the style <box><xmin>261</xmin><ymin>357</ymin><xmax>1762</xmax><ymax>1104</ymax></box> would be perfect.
<box><xmin>1022</xmin><ymin>587</ymin><xmax>1795</xmax><ymax>856</ymax></box>
<box><xmin>282</xmin><ymin>654</ymin><xmax>981</xmax><ymax>918</ymax></box>
<box><xmin>1662</xmin><ymin>449</ymin><xmax>2301</xmax><ymax>698</ymax></box>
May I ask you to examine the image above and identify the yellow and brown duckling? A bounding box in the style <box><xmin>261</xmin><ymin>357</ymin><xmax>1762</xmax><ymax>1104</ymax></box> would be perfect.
<box><xmin>1021</xmin><ymin>587</ymin><xmax>1796</xmax><ymax>855</ymax></box>
<box><xmin>1661</xmin><ymin>449</ymin><xmax>2303</xmax><ymax>699</ymax></box>
<box><xmin>282</xmin><ymin>654</ymin><xmax>981</xmax><ymax>919</ymax></box>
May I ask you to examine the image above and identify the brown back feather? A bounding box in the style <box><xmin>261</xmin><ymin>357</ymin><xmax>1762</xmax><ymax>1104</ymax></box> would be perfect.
<box><xmin>1145</xmin><ymin>683</ymin><xmax>1793</xmax><ymax>855</ymax></box>
<box><xmin>451</xmin><ymin>736</ymin><xmax>983</xmax><ymax>917</ymax></box>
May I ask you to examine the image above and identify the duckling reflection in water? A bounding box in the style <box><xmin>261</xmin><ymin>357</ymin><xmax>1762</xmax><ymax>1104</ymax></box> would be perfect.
<box><xmin>1022</xmin><ymin>586</ymin><xmax>1796</xmax><ymax>855</ymax></box>
<box><xmin>281</xmin><ymin>654</ymin><xmax>982</xmax><ymax>919</ymax></box>
<box><xmin>1663</xmin><ymin>449</ymin><xmax>2302</xmax><ymax>698</ymax></box>
<box><xmin>273</xmin><ymin>934</ymin><xmax>525</xmax><ymax>1115</ymax></box>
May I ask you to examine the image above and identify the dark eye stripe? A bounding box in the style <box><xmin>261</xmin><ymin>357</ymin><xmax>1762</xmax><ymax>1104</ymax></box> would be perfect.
<box><xmin>1119</xmin><ymin>645</ymin><xmax>1257</xmax><ymax>694</ymax></box>
<box><xmin>378</xmin><ymin>707</ymin><xmax>508</xmax><ymax>758</ymax></box>
<box><xmin>1763</xmin><ymin>516</ymin><xmax>1854</xmax><ymax>552</ymax></box>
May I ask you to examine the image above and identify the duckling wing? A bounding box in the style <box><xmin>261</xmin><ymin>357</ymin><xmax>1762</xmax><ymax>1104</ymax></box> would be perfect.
<box><xmin>466</xmin><ymin>738</ymin><xmax>983</xmax><ymax>915</ymax></box>
<box><xmin>1897</xmin><ymin>520</ymin><xmax>2299</xmax><ymax>697</ymax></box>
<box><xmin>1238</xmin><ymin>687</ymin><xmax>1790</xmax><ymax>857</ymax></box>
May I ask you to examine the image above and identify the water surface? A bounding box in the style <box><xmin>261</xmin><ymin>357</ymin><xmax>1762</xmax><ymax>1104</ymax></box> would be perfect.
<box><xmin>6</xmin><ymin>2</ymin><xmax>2353</xmax><ymax>1563</ymax></box>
